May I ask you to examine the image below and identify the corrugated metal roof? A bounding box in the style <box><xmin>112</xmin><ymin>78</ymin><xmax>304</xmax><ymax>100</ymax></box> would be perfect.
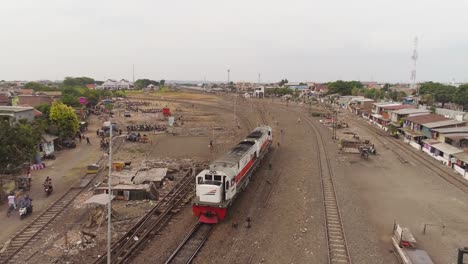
<box><xmin>433</xmin><ymin>126</ymin><xmax>468</xmax><ymax>134</ymax></box>
<box><xmin>423</xmin><ymin>120</ymin><xmax>466</xmax><ymax>129</ymax></box>
<box><xmin>431</xmin><ymin>143</ymin><xmax>463</xmax><ymax>155</ymax></box>
<box><xmin>403</xmin><ymin>114</ymin><xmax>449</xmax><ymax>125</ymax></box>
<box><xmin>133</xmin><ymin>168</ymin><xmax>167</xmax><ymax>184</ymax></box>
<box><xmin>391</xmin><ymin>108</ymin><xmax>431</xmax><ymax>115</ymax></box>
<box><xmin>381</xmin><ymin>105</ymin><xmax>414</xmax><ymax>110</ymax></box>
<box><xmin>453</xmin><ymin>152</ymin><xmax>468</xmax><ymax>163</ymax></box>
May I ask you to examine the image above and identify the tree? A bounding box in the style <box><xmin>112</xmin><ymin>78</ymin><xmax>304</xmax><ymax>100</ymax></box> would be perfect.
<box><xmin>160</xmin><ymin>79</ymin><xmax>165</xmax><ymax>86</ymax></box>
<box><xmin>382</xmin><ymin>83</ymin><xmax>390</xmax><ymax>92</ymax></box>
<box><xmin>135</xmin><ymin>79</ymin><xmax>160</xmax><ymax>89</ymax></box>
<box><xmin>25</xmin><ymin>82</ymin><xmax>55</xmax><ymax>91</ymax></box>
<box><xmin>278</xmin><ymin>79</ymin><xmax>289</xmax><ymax>87</ymax></box>
<box><xmin>63</xmin><ymin>77</ymin><xmax>95</xmax><ymax>87</ymax></box>
<box><xmin>0</xmin><ymin>120</ymin><xmax>41</xmax><ymax>174</ymax></box>
<box><xmin>35</xmin><ymin>103</ymin><xmax>51</xmax><ymax>119</ymax></box>
<box><xmin>49</xmin><ymin>101</ymin><xmax>79</xmax><ymax>139</ymax></box>
<box><xmin>327</xmin><ymin>80</ymin><xmax>363</xmax><ymax>95</ymax></box>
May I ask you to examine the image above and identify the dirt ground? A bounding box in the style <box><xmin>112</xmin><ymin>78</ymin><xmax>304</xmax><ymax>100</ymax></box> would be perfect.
<box><xmin>19</xmin><ymin>92</ymin><xmax>245</xmax><ymax>264</ymax></box>
<box><xmin>0</xmin><ymin>114</ymin><xmax>103</xmax><ymax>245</ymax></box>
<box><xmin>4</xmin><ymin>91</ymin><xmax>467</xmax><ymax>264</ymax></box>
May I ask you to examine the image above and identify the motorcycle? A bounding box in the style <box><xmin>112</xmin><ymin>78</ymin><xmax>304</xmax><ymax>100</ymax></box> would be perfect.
<box><xmin>44</xmin><ymin>184</ymin><xmax>53</xmax><ymax>196</ymax></box>
<box><xmin>19</xmin><ymin>204</ymin><xmax>33</xmax><ymax>220</ymax></box>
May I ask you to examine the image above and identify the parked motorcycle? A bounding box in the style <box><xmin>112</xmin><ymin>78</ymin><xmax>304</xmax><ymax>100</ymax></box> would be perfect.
<box><xmin>19</xmin><ymin>204</ymin><xmax>33</xmax><ymax>219</ymax></box>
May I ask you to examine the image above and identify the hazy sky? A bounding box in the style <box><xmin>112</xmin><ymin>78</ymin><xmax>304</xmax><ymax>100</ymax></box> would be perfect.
<box><xmin>1</xmin><ymin>0</ymin><xmax>467</xmax><ymax>83</ymax></box>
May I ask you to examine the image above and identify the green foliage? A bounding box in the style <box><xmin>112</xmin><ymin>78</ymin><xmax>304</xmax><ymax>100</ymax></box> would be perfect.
<box><xmin>25</xmin><ymin>82</ymin><xmax>56</xmax><ymax>91</ymax></box>
<box><xmin>327</xmin><ymin>80</ymin><xmax>363</xmax><ymax>95</ymax></box>
<box><xmin>419</xmin><ymin>82</ymin><xmax>462</xmax><ymax>108</ymax></box>
<box><xmin>160</xmin><ymin>79</ymin><xmax>165</xmax><ymax>86</ymax></box>
<box><xmin>49</xmin><ymin>101</ymin><xmax>79</xmax><ymax>139</ymax></box>
<box><xmin>63</xmin><ymin>77</ymin><xmax>95</xmax><ymax>87</ymax></box>
<box><xmin>266</xmin><ymin>87</ymin><xmax>294</xmax><ymax>96</ymax></box>
<box><xmin>0</xmin><ymin>120</ymin><xmax>41</xmax><ymax>174</ymax></box>
<box><xmin>278</xmin><ymin>79</ymin><xmax>289</xmax><ymax>87</ymax></box>
<box><xmin>35</xmin><ymin>103</ymin><xmax>51</xmax><ymax>119</ymax></box>
<box><xmin>135</xmin><ymin>79</ymin><xmax>160</xmax><ymax>89</ymax></box>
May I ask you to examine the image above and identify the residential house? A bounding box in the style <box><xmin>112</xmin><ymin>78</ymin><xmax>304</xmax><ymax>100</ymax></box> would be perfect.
<box><xmin>314</xmin><ymin>83</ymin><xmax>329</xmax><ymax>94</ymax></box>
<box><xmin>421</xmin><ymin>138</ymin><xmax>463</xmax><ymax>166</ymax></box>
<box><xmin>0</xmin><ymin>106</ymin><xmax>36</xmax><ymax>123</ymax></box>
<box><xmin>371</xmin><ymin>102</ymin><xmax>404</xmax><ymax>127</ymax></box>
<box><xmin>389</xmin><ymin>108</ymin><xmax>431</xmax><ymax>127</ymax></box>
<box><xmin>100</xmin><ymin>79</ymin><xmax>134</xmax><ymax>90</ymax></box>
<box><xmin>338</xmin><ymin>96</ymin><xmax>364</xmax><ymax>109</ymax></box>
<box><xmin>0</xmin><ymin>93</ymin><xmax>10</xmax><ymax>106</ymax></box>
<box><xmin>348</xmin><ymin>98</ymin><xmax>374</xmax><ymax>115</ymax></box>
<box><xmin>432</xmin><ymin>127</ymin><xmax>468</xmax><ymax>143</ymax></box>
<box><xmin>452</xmin><ymin>152</ymin><xmax>468</xmax><ymax>179</ymax></box>
<box><xmin>86</xmin><ymin>84</ymin><xmax>96</xmax><ymax>89</ymax></box>
<box><xmin>401</xmin><ymin>114</ymin><xmax>450</xmax><ymax>147</ymax></box>
<box><xmin>18</xmin><ymin>95</ymin><xmax>54</xmax><ymax>107</ymax></box>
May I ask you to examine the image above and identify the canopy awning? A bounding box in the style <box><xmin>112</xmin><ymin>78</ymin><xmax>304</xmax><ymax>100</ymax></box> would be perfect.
<box><xmin>431</xmin><ymin>143</ymin><xmax>463</xmax><ymax>155</ymax></box>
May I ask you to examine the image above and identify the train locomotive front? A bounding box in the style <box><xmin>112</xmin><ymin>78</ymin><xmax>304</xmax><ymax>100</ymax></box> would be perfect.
<box><xmin>192</xmin><ymin>126</ymin><xmax>272</xmax><ymax>223</ymax></box>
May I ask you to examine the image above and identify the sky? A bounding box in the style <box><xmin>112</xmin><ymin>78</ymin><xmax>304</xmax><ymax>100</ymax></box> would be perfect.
<box><xmin>1</xmin><ymin>0</ymin><xmax>468</xmax><ymax>83</ymax></box>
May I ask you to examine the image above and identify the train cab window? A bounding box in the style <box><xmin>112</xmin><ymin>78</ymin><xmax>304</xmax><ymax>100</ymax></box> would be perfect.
<box><xmin>197</xmin><ymin>177</ymin><xmax>203</xmax><ymax>184</ymax></box>
<box><xmin>205</xmin><ymin>175</ymin><xmax>213</xmax><ymax>181</ymax></box>
<box><xmin>268</xmin><ymin>131</ymin><xmax>271</xmax><ymax>136</ymax></box>
<box><xmin>214</xmin><ymin>175</ymin><xmax>222</xmax><ymax>181</ymax></box>
<box><xmin>226</xmin><ymin>181</ymin><xmax>230</xmax><ymax>190</ymax></box>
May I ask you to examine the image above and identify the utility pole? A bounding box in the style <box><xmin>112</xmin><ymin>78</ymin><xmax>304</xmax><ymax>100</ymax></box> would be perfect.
<box><xmin>332</xmin><ymin>110</ymin><xmax>337</xmax><ymax>140</ymax></box>
<box><xmin>107</xmin><ymin>120</ymin><xmax>113</xmax><ymax>264</ymax></box>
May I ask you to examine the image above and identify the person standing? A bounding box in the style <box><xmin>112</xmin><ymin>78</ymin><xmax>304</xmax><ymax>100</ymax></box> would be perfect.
<box><xmin>8</xmin><ymin>192</ymin><xmax>16</xmax><ymax>210</ymax></box>
<box><xmin>86</xmin><ymin>137</ymin><xmax>91</xmax><ymax>145</ymax></box>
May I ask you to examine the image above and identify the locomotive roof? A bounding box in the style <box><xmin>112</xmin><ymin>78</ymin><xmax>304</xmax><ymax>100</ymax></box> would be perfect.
<box><xmin>212</xmin><ymin>141</ymin><xmax>255</xmax><ymax>167</ymax></box>
<box><xmin>247</xmin><ymin>131</ymin><xmax>263</xmax><ymax>139</ymax></box>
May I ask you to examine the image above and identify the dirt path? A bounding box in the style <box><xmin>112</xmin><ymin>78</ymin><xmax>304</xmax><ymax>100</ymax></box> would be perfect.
<box><xmin>0</xmin><ymin>115</ymin><xmax>103</xmax><ymax>245</ymax></box>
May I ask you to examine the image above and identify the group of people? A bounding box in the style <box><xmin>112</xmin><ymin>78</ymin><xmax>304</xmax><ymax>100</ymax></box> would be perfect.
<box><xmin>126</xmin><ymin>124</ymin><xmax>167</xmax><ymax>132</ymax></box>
<box><xmin>7</xmin><ymin>193</ymin><xmax>33</xmax><ymax>217</ymax></box>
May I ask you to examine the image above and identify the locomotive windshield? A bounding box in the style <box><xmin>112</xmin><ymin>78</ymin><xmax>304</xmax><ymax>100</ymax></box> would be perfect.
<box><xmin>197</xmin><ymin>174</ymin><xmax>222</xmax><ymax>186</ymax></box>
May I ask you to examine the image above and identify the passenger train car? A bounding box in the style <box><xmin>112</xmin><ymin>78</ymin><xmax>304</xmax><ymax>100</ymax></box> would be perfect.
<box><xmin>192</xmin><ymin>126</ymin><xmax>272</xmax><ymax>223</ymax></box>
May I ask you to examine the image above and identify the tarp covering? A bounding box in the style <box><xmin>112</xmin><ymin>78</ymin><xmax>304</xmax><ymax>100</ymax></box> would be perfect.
<box><xmin>85</xmin><ymin>194</ymin><xmax>115</xmax><ymax>205</ymax></box>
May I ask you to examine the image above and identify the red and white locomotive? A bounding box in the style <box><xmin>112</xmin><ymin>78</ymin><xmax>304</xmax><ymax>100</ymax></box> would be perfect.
<box><xmin>192</xmin><ymin>125</ymin><xmax>272</xmax><ymax>223</ymax></box>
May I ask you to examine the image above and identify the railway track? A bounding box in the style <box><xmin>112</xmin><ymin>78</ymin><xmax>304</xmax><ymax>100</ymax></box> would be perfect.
<box><xmin>94</xmin><ymin>169</ymin><xmax>195</xmax><ymax>264</ymax></box>
<box><xmin>164</xmin><ymin>223</ymin><xmax>214</xmax><ymax>264</ymax></box>
<box><xmin>303</xmin><ymin>115</ymin><xmax>352</xmax><ymax>264</ymax></box>
<box><xmin>266</xmin><ymin>101</ymin><xmax>353</xmax><ymax>264</ymax></box>
<box><xmin>0</xmin><ymin>137</ymin><xmax>125</xmax><ymax>264</ymax></box>
<box><xmin>348</xmin><ymin>118</ymin><xmax>468</xmax><ymax>193</ymax></box>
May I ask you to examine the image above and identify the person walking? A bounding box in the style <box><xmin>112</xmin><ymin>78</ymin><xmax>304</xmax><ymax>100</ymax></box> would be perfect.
<box><xmin>86</xmin><ymin>137</ymin><xmax>91</xmax><ymax>145</ymax></box>
<box><xmin>79</xmin><ymin>135</ymin><xmax>82</xmax><ymax>143</ymax></box>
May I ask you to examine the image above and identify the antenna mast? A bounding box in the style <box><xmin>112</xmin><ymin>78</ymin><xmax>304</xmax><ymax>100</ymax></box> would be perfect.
<box><xmin>410</xmin><ymin>37</ymin><xmax>418</xmax><ymax>93</ymax></box>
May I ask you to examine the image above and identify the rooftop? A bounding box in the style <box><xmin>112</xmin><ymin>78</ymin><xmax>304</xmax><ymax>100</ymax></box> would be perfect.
<box><xmin>431</xmin><ymin>142</ymin><xmax>463</xmax><ymax>155</ymax></box>
<box><xmin>423</xmin><ymin>119</ymin><xmax>465</xmax><ymax>129</ymax></box>
<box><xmin>373</xmin><ymin>102</ymin><xmax>400</xmax><ymax>106</ymax></box>
<box><xmin>391</xmin><ymin>108</ymin><xmax>431</xmax><ymax>115</ymax></box>
<box><xmin>0</xmin><ymin>106</ymin><xmax>34</xmax><ymax>112</ymax></box>
<box><xmin>381</xmin><ymin>105</ymin><xmax>415</xmax><ymax>110</ymax></box>
<box><xmin>433</xmin><ymin>126</ymin><xmax>468</xmax><ymax>134</ymax></box>
<box><xmin>403</xmin><ymin>114</ymin><xmax>449</xmax><ymax>125</ymax></box>
<box><xmin>443</xmin><ymin>133</ymin><xmax>468</xmax><ymax>140</ymax></box>
<box><xmin>453</xmin><ymin>152</ymin><xmax>468</xmax><ymax>163</ymax></box>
